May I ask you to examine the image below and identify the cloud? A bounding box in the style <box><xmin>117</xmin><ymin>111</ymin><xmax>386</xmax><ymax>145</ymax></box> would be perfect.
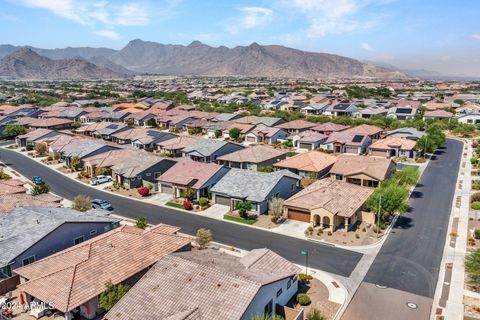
<box><xmin>229</xmin><ymin>6</ymin><xmax>273</xmax><ymax>34</ymax></box>
<box><xmin>93</xmin><ymin>29</ymin><xmax>121</xmax><ymax>40</ymax></box>
<box><xmin>361</xmin><ymin>42</ymin><xmax>373</xmax><ymax>51</ymax></box>
<box><xmin>15</xmin><ymin>0</ymin><xmax>153</xmax><ymax>39</ymax></box>
<box><xmin>281</xmin><ymin>0</ymin><xmax>392</xmax><ymax>37</ymax></box>
<box><xmin>473</xmin><ymin>34</ymin><xmax>480</xmax><ymax>40</ymax></box>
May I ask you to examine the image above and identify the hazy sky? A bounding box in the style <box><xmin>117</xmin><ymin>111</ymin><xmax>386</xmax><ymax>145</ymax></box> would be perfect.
<box><xmin>2</xmin><ymin>0</ymin><xmax>480</xmax><ymax>76</ymax></box>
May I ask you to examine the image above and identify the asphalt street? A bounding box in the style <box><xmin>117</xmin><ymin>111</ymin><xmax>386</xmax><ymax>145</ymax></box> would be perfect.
<box><xmin>342</xmin><ymin>138</ymin><xmax>463</xmax><ymax>320</ymax></box>
<box><xmin>0</xmin><ymin>145</ymin><xmax>362</xmax><ymax>277</ymax></box>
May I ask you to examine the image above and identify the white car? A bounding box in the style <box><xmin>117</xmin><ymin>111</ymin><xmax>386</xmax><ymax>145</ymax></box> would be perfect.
<box><xmin>90</xmin><ymin>175</ymin><xmax>112</xmax><ymax>185</ymax></box>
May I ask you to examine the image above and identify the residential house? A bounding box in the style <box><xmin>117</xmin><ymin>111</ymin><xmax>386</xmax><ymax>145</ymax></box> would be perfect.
<box><xmin>324</xmin><ymin>101</ymin><xmax>357</xmax><ymax>117</ymax></box>
<box><xmin>182</xmin><ymin>139</ymin><xmax>244</xmax><ymax>163</ymax></box>
<box><xmin>62</xmin><ymin>141</ymin><xmax>119</xmax><ymax>168</ymax></box>
<box><xmin>93</xmin><ymin>123</ymin><xmax>130</xmax><ymax>141</ymax></box>
<box><xmin>384</xmin><ymin>127</ymin><xmax>425</xmax><ymax>141</ymax></box>
<box><xmin>234</xmin><ymin>116</ymin><xmax>285</xmax><ymax>127</ymax></box>
<box><xmin>59</xmin><ymin>108</ymin><xmax>86</xmax><ymax>122</ymax></box>
<box><xmin>124</xmin><ymin>112</ymin><xmax>156</xmax><ymax>126</ymax></box>
<box><xmin>343</xmin><ymin>124</ymin><xmax>384</xmax><ymax>140</ymax></box>
<box><xmin>216</xmin><ymin>145</ymin><xmax>288</xmax><ymax>170</ymax></box>
<box><xmin>14</xmin><ymin>224</ymin><xmax>191</xmax><ymax>320</ymax></box>
<box><xmin>104</xmin><ymin>249</ymin><xmax>301</xmax><ymax>320</ymax></box>
<box><xmin>245</xmin><ymin>125</ymin><xmax>288</xmax><ymax>144</ymax></box>
<box><xmin>321</xmin><ymin>132</ymin><xmax>372</xmax><ymax>154</ymax></box>
<box><xmin>368</xmin><ymin>137</ymin><xmax>420</xmax><ymax>158</ymax></box>
<box><xmin>223</xmin><ymin>122</ymin><xmax>256</xmax><ymax>139</ymax></box>
<box><xmin>353</xmin><ymin>107</ymin><xmax>389</xmax><ymax>119</ymax></box>
<box><xmin>131</xmin><ymin>131</ymin><xmax>177</xmax><ymax>150</ymax></box>
<box><xmin>157</xmin><ymin>159</ymin><xmax>229</xmax><ymax>199</ymax></box>
<box><xmin>15</xmin><ymin>129</ymin><xmax>63</xmax><ymax>147</ymax></box>
<box><xmin>329</xmin><ymin>154</ymin><xmax>396</xmax><ymax>187</ymax></box>
<box><xmin>456</xmin><ymin>112</ymin><xmax>480</xmax><ymax>125</ymax></box>
<box><xmin>16</xmin><ymin>117</ymin><xmax>73</xmax><ymax>130</ymax></box>
<box><xmin>311</xmin><ymin>122</ymin><xmax>350</xmax><ymax>135</ymax></box>
<box><xmin>157</xmin><ymin>136</ymin><xmax>200</xmax><ymax>157</ymax></box>
<box><xmin>0</xmin><ymin>207</ymin><xmax>119</xmax><ymax>294</ymax></box>
<box><xmin>301</xmin><ymin>102</ymin><xmax>330</xmax><ymax>115</ymax></box>
<box><xmin>210</xmin><ymin>169</ymin><xmax>300</xmax><ymax>214</ymax></box>
<box><xmin>79</xmin><ymin>111</ymin><xmax>109</xmax><ymax>123</ymax></box>
<box><xmin>387</xmin><ymin>100</ymin><xmax>420</xmax><ymax>120</ymax></box>
<box><xmin>283</xmin><ymin>179</ymin><xmax>373</xmax><ymax>231</ymax></box>
<box><xmin>83</xmin><ymin>149</ymin><xmax>139</xmax><ymax>177</ymax></box>
<box><xmin>274</xmin><ymin>151</ymin><xmax>337</xmax><ymax>179</ymax></box>
<box><xmin>275</xmin><ymin>120</ymin><xmax>317</xmax><ymax>134</ymax></box>
<box><xmin>422</xmin><ymin>110</ymin><xmax>454</xmax><ymax>120</ymax></box>
<box><xmin>76</xmin><ymin>121</ymin><xmax>113</xmax><ymax>136</ymax></box>
<box><xmin>111</xmin><ymin>153</ymin><xmax>176</xmax><ymax>189</ymax></box>
<box><xmin>213</xmin><ymin>113</ymin><xmax>242</xmax><ymax>122</ymax></box>
<box><xmin>158</xmin><ymin>115</ymin><xmax>194</xmax><ymax>129</ymax></box>
<box><xmin>291</xmin><ymin>130</ymin><xmax>328</xmax><ymax>151</ymax></box>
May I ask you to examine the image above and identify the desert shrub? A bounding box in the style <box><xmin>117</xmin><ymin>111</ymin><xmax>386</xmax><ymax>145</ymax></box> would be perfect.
<box><xmin>0</xmin><ymin>169</ymin><xmax>11</xmax><ymax>180</ymax></box>
<box><xmin>72</xmin><ymin>195</ymin><xmax>91</xmax><ymax>212</ymax></box>
<box><xmin>327</xmin><ymin>231</ymin><xmax>333</xmax><ymax>236</ymax></box>
<box><xmin>34</xmin><ymin>143</ymin><xmax>47</xmax><ymax>156</ymax></box>
<box><xmin>46</xmin><ymin>155</ymin><xmax>53</xmax><ymax>161</ymax></box>
<box><xmin>298</xmin><ymin>273</ymin><xmax>313</xmax><ymax>284</ymax></box>
<box><xmin>473</xmin><ymin>180</ymin><xmax>480</xmax><ymax>190</ymax></box>
<box><xmin>475</xmin><ymin>229</ymin><xmax>480</xmax><ymax>240</ymax></box>
<box><xmin>355</xmin><ymin>233</ymin><xmax>360</xmax><ymax>239</ymax></box>
<box><xmin>304</xmin><ymin>226</ymin><xmax>314</xmax><ymax>236</ymax></box>
<box><xmin>296</xmin><ymin>293</ymin><xmax>311</xmax><ymax>306</ymax></box>
<box><xmin>196</xmin><ymin>228</ymin><xmax>212</xmax><ymax>249</ymax></box>
<box><xmin>198</xmin><ymin>197</ymin><xmax>209</xmax><ymax>207</ymax></box>
<box><xmin>471</xmin><ymin>193</ymin><xmax>480</xmax><ymax>203</ymax></box>
<box><xmin>472</xmin><ymin>202</ymin><xmax>480</xmax><ymax>210</ymax></box>
<box><xmin>135</xmin><ymin>216</ymin><xmax>148</xmax><ymax>229</ymax></box>
<box><xmin>32</xmin><ymin>183</ymin><xmax>50</xmax><ymax>195</ymax></box>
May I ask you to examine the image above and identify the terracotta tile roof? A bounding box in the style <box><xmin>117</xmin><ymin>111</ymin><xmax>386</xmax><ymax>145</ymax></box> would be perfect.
<box><xmin>284</xmin><ymin>179</ymin><xmax>373</xmax><ymax>217</ymax></box>
<box><xmin>295</xmin><ymin>130</ymin><xmax>328</xmax><ymax>142</ymax></box>
<box><xmin>83</xmin><ymin>149</ymin><xmax>138</xmax><ymax>168</ymax></box>
<box><xmin>423</xmin><ymin>110</ymin><xmax>454</xmax><ymax>118</ymax></box>
<box><xmin>0</xmin><ymin>179</ymin><xmax>28</xmax><ymax>195</ymax></box>
<box><xmin>343</xmin><ymin>124</ymin><xmax>383</xmax><ymax>136</ymax></box>
<box><xmin>104</xmin><ymin>249</ymin><xmax>299</xmax><ymax>320</ymax></box>
<box><xmin>157</xmin><ymin>135</ymin><xmax>200</xmax><ymax>150</ymax></box>
<box><xmin>325</xmin><ymin>131</ymin><xmax>369</xmax><ymax>146</ymax></box>
<box><xmin>330</xmin><ymin>154</ymin><xmax>395</xmax><ymax>181</ymax></box>
<box><xmin>0</xmin><ymin>193</ymin><xmax>62</xmax><ymax>217</ymax></box>
<box><xmin>369</xmin><ymin>137</ymin><xmax>417</xmax><ymax>151</ymax></box>
<box><xmin>274</xmin><ymin>151</ymin><xmax>337</xmax><ymax>173</ymax></box>
<box><xmin>311</xmin><ymin>122</ymin><xmax>350</xmax><ymax>133</ymax></box>
<box><xmin>396</xmin><ymin>100</ymin><xmax>421</xmax><ymax>108</ymax></box>
<box><xmin>425</xmin><ymin>102</ymin><xmax>450</xmax><ymax>111</ymax></box>
<box><xmin>217</xmin><ymin>145</ymin><xmax>287</xmax><ymax>164</ymax></box>
<box><xmin>157</xmin><ymin>159</ymin><xmax>225</xmax><ymax>189</ymax></box>
<box><xmin>76</xmin><ymin>121</ymin><xmax>113</xmax><ymax>133</ymax></box>
<box><xmin>15</xmin><ymin>224</ymin><xmax>191</xmax><ymax>313</ymax></box>
<box><xmin>26</xmin><ymin>118</ymin><xmax>73</xmax><ymax>128</ymax></box>
<box><xmin>250</xmin><ymin>125</ymin><xmax>284</xmax><ymax>138</ymax></box>
<box><xmin>17</xmin><ymin>128</ymin><xmax>54</xmax><ymax>141</ymax></box>
<box><xmin>275</xmin><ymin>120</ymin><xmax>316</xmax><ymax>130</ymax></box>
<box><xmin>225</xmin><ymin>122</ymin><xmax>255</xmax><ymax>134</ymax></box>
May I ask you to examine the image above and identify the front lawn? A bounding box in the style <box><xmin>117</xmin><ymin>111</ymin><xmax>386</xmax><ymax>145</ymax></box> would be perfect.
<box><xmin>166</xmin><ymin>202</ymin><xmax>185</xmax><ymax>209</ymax></box>
<box><xmin>223</xmin><ymin>214</ymin><xmax>257</xmax><ymax>225</ymax></box>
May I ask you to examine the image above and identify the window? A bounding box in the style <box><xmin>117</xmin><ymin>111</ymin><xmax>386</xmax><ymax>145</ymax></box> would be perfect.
<box><xmin>264</xmin><ymin>299</ymin><xmax>273</xmax><ymax>316</ymax></box>
<box><xmin>90</xmin><ymin>229</ymin><xmax>97</xmax><ymax>236</ymax></box>
<box><xmin>287</xmin><ymin>279</ymin><xmax>292</xmax><ymax>289</ymax></box>
<box><xmin>22</xmin><ymin>256</ymin><xmax>35</xmax><ymax>266</ymax></box>
<box><xmin>146</xmin><ymin>173</ymin><xmax>152</xmax><ymax>177</ymax></box>
<box><xmin>335</xmin><ymin>174</ymin><xmax>343</xmax><ymax>180</ymax></box>
<box><xmin>154</xmin><ymin>172</ymin><xmax>161</xmax><ymax>179</ymax></box>
<box><xmin>291</xmin><ymin>184</ymin><xmax>295</xmax><ymax>190</ymax></box>
<box><xmin>275</xmin><ymin>192</ymin><xmax>280</xmax><ymax>198</ymax></box>
<box><xmin>137</xmin><ymin>176</ymin><xmax>142</xmax><ymax>180</ymax></box>
<box><xmin>293</xmin><ymin>275</ymin><xmax>298</xmax><ymax>283</ymax></box>
<box><xmin>276</xmin><ymin>288</ymin><xmax>283</xmax><ymax>297</ymax></box>
<box><xmin>73</xmin><ymin>236</ymin><xmax>85</xmax><ymax>245</ymax></box>
<box><xmin>104</xmin><ymin>225</ymin><xmax>111</xmax><ymax>232</ymax></box>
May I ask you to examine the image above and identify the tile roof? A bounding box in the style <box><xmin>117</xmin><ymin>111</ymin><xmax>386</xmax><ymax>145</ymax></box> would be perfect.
<box><xmin>0</xmin><ymin>179</ymin><xmax>28</xmax><ymax>195</ymax></box>
<box><xmin>210</xmin><ymin>169</ymin><xmax>300</xmax><ymax>202</ymax></box>
<box><xmin>276</xmin><ymin>120</ymin><xmax>316</xmax><ymax>130</ymax></box>
<box><xmin>157</xmin><ymin>159</ymin><xmax>225</xmax><ymax>189</ymax></box>
<box><xmin>295</xmin><ymin>130</ymin><xmax>328</xmax><ymax>143</ymax></box>
<box><xmin>284</xmin><ymin>179</ymin><xmax>373</xmax><ymax>217</ymax></box>
<box><xmin>369</xmin><ymin>137</ymin><xmax>417</xmax><ymax>151</ymax></box>
<box><xmin>325</xmin><ymin>131</ymin><xmax>369</xmax><ymax>146</ymax></box>
<box><xmin>104</xmin><ymin>249</ymin><xmax>299</xmax><ymax>320</ymax></box>
<box><xmin>343</xmin><ymin>124</ymin><xmax>383</xmax><ymax>136</ymax></box>
<box><xmin>311</xmin><ymin>122</ymin><xmax>350</xmax><ymax>133</ymax></box>
<box><xmin>83</xmin><ymin>149</ymin><xmax>139</xmax><ymax>168</ymax></box>
<box><xmin>217</xmin><ymin>145</ymin><xmax>287</xmax><ymax>164</ymax></box>
<box><xmin>274</xmin><ymin>151</ymin><xmax>337</xmax><ymax>173</ymax></box>
<box><xmin>157</xmin><ymin>135</ymin><xmax>200</xmax><ymax>150</ymax></box>
<box><xmin>62</xmin><ymin>141</ymin><xmax>114</xmax><ymax>159</ymax></box>
<box><xmin>17</xmin><ymin>128</ymin><xmax>55</xmax><ymax>141</ymax></box>
<box><xmin>0</xmin><ymin>207</ymin><xmax>119</xmax><ymax>266</ymax></box>
<box><xmin>329</xmin><ymin>154</ymin><xmax>395</xmax><ymax>181</ymax></box>
<box><xmin>183</xmin><ymin>139</ymin><xmax>241</xmax><ymax>157</ymax></box>
<box><xmin>250</xmin><ymin>125</ymin><xmax>284</xmax><ymax>138</ymax></box>
<box><xmin>0</xmin><ymin>191</ymin><xmax>63</xmax><ymax>217</ymax></box>
<box><xmin>15</xmin><ymin>224</ymin><xmax>191</xmax><ymax>312</ymax></box>
<box><xmin>423</xmin><ymin>110</ymin><xmax>454</xmax><ymax>118</ymax></box>
<box><xmin>111</xmin><ymin>153</ymin><xmax>173</xmax><ymax>178</ymax></box>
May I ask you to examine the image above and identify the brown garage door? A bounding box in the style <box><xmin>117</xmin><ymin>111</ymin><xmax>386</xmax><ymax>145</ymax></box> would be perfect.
<box><xmin>370</xmin><ymin>149</ymin><xmax>386</xmax><ymax>157</ymax></box>
<box><xmin>161</xmin><ymin>184</ymin><xmax>174</xmax><ymax>194</ymax></box>
<box><xmin>288</xmin><ymin>209</ymin><xmax>311</xmax><ymax>222</ymax></box>
<box><xmin>215</xmin><ymin>195</ymin><xmax>231</xmax><ymax>206</ymax></box>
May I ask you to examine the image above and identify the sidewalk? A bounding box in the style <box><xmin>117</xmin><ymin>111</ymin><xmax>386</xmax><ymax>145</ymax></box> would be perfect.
<box><xmin>432</xmin><ymin>139</ymin><xmax>468</xmax><ymax>320</ymax></box>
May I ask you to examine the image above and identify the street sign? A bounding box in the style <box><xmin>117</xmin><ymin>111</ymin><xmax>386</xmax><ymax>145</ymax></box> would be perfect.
<box><xmin>301</xmin><ymin>250</ymin><xmax>308</xmax><ymax>256</ymax></box>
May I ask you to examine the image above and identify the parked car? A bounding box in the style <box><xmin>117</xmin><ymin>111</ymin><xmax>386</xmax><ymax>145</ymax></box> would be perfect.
<box><xmin>91</xmin><ymin>199</ymin><xmax>114</xmax><ymax>211</ymax></box>
<box><xmin>32</xmin><ymin>176</ymin><xmax>44</xmax><ymax>185</ymax></box>
<box><xmin>90</xmin><ymin>175</ymin><xmax>112</xmax><ymax>186</ymax></box>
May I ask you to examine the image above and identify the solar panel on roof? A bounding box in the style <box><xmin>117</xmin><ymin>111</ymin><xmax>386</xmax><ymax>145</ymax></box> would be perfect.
<box><xmin>352</xmin><ymin>135</ymin><xmax>364</xmax><ymax>143</ymax></box>
<box><xmin>334</xmin><ymin>104</ymin><xmax>350</xmax><ymax>110</ymax></box>
<box><xmin>396</xmin><ymin>108</ymin><xmax>412</xmax><ymax>114</ymax></box>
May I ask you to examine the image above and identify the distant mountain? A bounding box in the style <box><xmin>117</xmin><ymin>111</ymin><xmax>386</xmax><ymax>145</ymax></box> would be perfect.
<box><xmin>363</xmin><ymin>60</ymin><xmax>445</xmax><ymax>79</ymax></box>
<box><xmin>107</xmin><ymin>39</ymin><xmax>407</xmax><ymax>79</ymax></box>
<box><xmin>0</xmin><ymin>41</ymin><xmax>408</xmax><ymax>79</ymax></box>
<box><xmin>0</xmin><ymin>48</ymin><xmax>125</xmax><ymax>80</ymax></box>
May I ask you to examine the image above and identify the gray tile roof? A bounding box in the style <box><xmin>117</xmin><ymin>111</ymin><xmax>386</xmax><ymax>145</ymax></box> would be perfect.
<box><xmin>385</xmin><ymin>127</ymin><xmax>425</xmax><ymax>140</ymax></box>
<box><xmin>182</xmin><ymin>139</ymin><xmax>228</xmax><ymax>157</ymax></box>
<box><xmin>0</xmin><ymin>207</ymin><xmax>120</xmax><ymax>266</ymax></box>
<box><xmin>213</xmin><ymin>113</ymin><xmax>240</xmax><ymax>122</ymax></box>
<box><xmin>210</xmin><ymin>169</ymin><xmax>300</xmax><ymax>202</ymax></box>
<box><xmin>252</xmin><ymin>117</ymin><xmax>283</xmax><ymax>127</ymax></box>
<box><xmin>112</xmin><ymin>153</ymin><xmax>173</xmax><ymax>178</ymax></box>
<box><xmin>94</xmin><ymin>123</ymin><xmax>128</xmax><ymax>136</ymax></box>
<box><xmin>104</xmin><ymin>249</ymin><xmax>299</xmax><ymax>320</ymax></box>
<box><xmin>63</xmin><ymin>141</ymin><xmax>114</xmax><ymax>158</ymax></box>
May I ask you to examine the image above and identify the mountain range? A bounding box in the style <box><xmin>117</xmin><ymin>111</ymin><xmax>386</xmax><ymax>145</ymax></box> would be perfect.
<box><xmin>0</xmin><ymin>39</ymin><xmax>408</xmax><ymax>80</ymax></box>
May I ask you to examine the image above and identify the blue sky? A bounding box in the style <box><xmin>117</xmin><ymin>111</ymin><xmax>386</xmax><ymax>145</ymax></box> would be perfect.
<box><xmin>2</xmin><ymin>0</ymin><xmax>480</xmax><ymax>76</ymax></box>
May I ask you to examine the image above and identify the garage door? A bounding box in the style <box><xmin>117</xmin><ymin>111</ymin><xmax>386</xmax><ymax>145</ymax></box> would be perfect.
<box><xmin>299</xmin><ymin>142</ymin><xmax>312</xmax><ymax>149</ymax></box>
<box><xmin>215</xmin><ymin>195</ymin><xmax>231</xmax><ymax>206</ymax></box>
<box><xmin>246</xmin><ymin>136</ymin><xmax>256</xmax><ymax>142</ymax></box>
<box><xmin>287</xmin><ymin>209</ymin><xmax>311</xmax><ymax>222</ymax></box>
<box><xmin>370</xmin><ymin>149</ymin><xmax>386</xmax><ymax>157</ymax></box>
<box><xmin>161</xmin><ymin>184</ymin><xmax>174</xmax><ymax>194</ymax></box>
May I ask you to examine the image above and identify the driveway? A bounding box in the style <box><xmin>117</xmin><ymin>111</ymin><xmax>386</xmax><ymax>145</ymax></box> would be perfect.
<box><xmin>0</xmin><ymin>146</ymin><xmax>363</xmax><ymax>277</ymax></box>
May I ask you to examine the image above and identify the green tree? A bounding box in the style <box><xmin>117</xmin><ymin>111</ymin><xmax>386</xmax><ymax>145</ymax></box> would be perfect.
<box><xmin>70</xmin><ymin>156</ymin><xmax>81</xmax><ymax>171</ymax></box>
<box><xmin>180</xmin><ymin>187</ymin><xmax>196</xmax><ymax>201</ymax></box>
<box><xmin>214</xmin><ymin>129</ymin><xmax>222</xmax><ymax>138</ymax></box>
<box><xmin>306</xmin><ymin>309</ymin><xmax>325</xmax><ymax>320</ymax></box>
<box><xmin>99</xmin><ymin>281</ymin><xmax>130</xmax><ymax>311</ymax></box>
<box><xmin>391</xmin><ymin>167</ymin><xmax>420</xmax><ymax>187</ymax></box>
<box><xmin>135</xmin><ymin>216</ymin><xmax>148</xmax><ymax>229</ymax></box>
<box><xmin>196</xmin><ymin>228</ymin><xmax>212</xmax><ymax>249</ymax></box>
<box><xmin>3</xmin><ymin>124</ymin><xmax>26</xmax><ymax>137</ymax></box>
<box><xmin>367</xmin><ymin>183</ymin><xmax>409</xmax><ymax>222</ymax></box>
<box><xmin>32</xmin><ymin>183</ymin><xmax>50</xmax><ymax>195</ymax></box>
<box><xmin>466</xmin><ymin>248</ymin><xmax>480</xmax><ymax>284</ymax></box>
<box><xmin>416</xmin><ymin>136</ymin><xmax>438</xmax><ymax>153</ymax></box>
<box><xmin>146</xmin><ymin>117</ymin><xmax>157</xmax><ymax>127</ymax></box>
<box><xmin>72</xmin><ymin>195</ymin><xmax>91</xmax><ymax>212</ymax></box>
<box><xmin>235</xmin><ymin>200</ymin><xmax>253</xmax><ymax>218</ymax></box>
<box><xmin>229</xmin><ymin>127</ymin><xmax>241</xmax><ymax>139</ymax></box>
<box><xmin>257</xmin><ymin>165</ymin><xmax>274</xmax><ymax>173</ymax></box>
<box><xmin>250</xmin><ymin>315</ymin><xmax>284</xmax><ymax>320</ymax></box>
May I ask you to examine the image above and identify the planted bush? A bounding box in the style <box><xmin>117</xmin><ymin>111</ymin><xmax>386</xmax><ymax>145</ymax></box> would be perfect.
<box><xmin>137</xmin><ymin>186</ymin><xmax>150</xmax><ymax>197</ymax></box>
<box><xmin>473</xmin><ymin>180</ymin><xmax>480</xmax><ymax>190</ymax></box>
<box><xmin>32</xmin><ymin>183</ymin><xmax>50</xmax><ymax>195</ymax></box>
<box><xmin>183</xmin><ymin>201</ymin><xmax>193</xmax><ymax>210</ymax></box>
<box><xmin>298</xmin><ymin>273</ymin><xmax>313</xmax><ymax>284</ymax></box>
<box><xmin>198</xmin><ymin>197</ymin><xmax>209</xmax><ymax>207</ymax></box>
<box><xmin>26</xmin><ymin>144</ymin><xmax>34</xmax><ymax>151</ymax></box>
<box><xmin>296</xmin><ymin>293</ymin><xmax>311</xmax><ymax>306</ymax></box>
<box><xmin>475</xmin><ymin>229</ymin><xmax>480</xmax><ymax>240</ymax></box>
<box><xmin>471</xmin><ymin>193</ymin><xmax>480</xmax><ymax>203</ymax></box>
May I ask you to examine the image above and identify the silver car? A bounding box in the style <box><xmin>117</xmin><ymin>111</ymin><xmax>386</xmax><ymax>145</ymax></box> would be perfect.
<box><xmin>89</xmin><ymin>175</ymin><xmax>112</xmax><ymax>185</ymax></box>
